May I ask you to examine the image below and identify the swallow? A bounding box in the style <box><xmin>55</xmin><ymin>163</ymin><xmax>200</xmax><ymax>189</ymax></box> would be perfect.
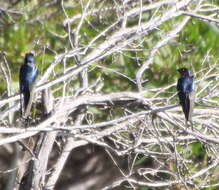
<box><xmin>177</xmin><ymin>68</ymin><xmax>195</xmax><ymax>123</ymax></box>
<box><xmin>19</xmin><ymin>53</ymin><xmax>38</xmax><ymax>115</ymax></box>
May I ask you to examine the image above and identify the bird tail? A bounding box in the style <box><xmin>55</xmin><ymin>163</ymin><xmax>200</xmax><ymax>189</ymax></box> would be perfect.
<box><xmin>23</xmin><ymin>90</ymin><xmax>30</xmax><ymax>112</ymax></box>
<box><xmin>20</xmin><ymin>93</ymin><xmax>23</xmax><ymax>116</ymax></box>
<box><xmin>181</xmin><ymin>94</ymin><xmax>190</xmax><ymax>122</ymax></box>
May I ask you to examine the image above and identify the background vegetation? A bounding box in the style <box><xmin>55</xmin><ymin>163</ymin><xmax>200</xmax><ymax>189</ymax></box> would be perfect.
<box><xmin>0</xmin><ymin>0</ymin><xmax>218</xmax><ymax>189</ymax></box>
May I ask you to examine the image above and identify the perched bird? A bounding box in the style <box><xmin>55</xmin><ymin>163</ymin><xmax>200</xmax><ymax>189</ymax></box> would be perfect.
<box><xmin>177</xmin><ymin>68</ymin><xmax>195</xmax><ymax>123</ymax></box>
<box><xmin>19</xmin><ymin>53</ymin><xmax>38</xmax><ymax>115</ymax></box>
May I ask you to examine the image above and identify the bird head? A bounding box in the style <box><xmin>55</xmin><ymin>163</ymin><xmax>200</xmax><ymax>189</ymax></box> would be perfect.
<box><xmin>177</xmin><ymin>68</ymin><xmax>191</xmax><ymax>77</ymax></box>
<box><xmin>24</xmin><ymin>53</ymin><xmax>35</xmax><ymax>64</ymax></box>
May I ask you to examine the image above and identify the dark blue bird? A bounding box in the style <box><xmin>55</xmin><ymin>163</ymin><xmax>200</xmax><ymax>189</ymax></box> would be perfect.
<box><xmin>177</xmin><ymin>68</ymin><xmax>195</xmax><ymax>123</ymax></box>
<box><xmin>19</xmin><ymin>53</ymin><xmax>38</xmax><ymax>115</ymax></box>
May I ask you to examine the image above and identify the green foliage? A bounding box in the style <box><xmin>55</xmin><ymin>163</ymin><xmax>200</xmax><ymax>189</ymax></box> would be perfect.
<box><xmin>1</xmin><ymin>0</ymin><xmax>218</xmax><ymax>94</ymax></box>
<box><xmin>0</xmin><ymin>1</ymin><xmax>219</xmax><ymax>188</ymax></box>
<box><xmin>137</xmin><ymin>186</ymin><xmax>153</xmax><ymax>190</ymax></box>
<box><xmin>191</xmin><ymin>142</ymin><xmax>206</xmax><ymax>161</ymax></box>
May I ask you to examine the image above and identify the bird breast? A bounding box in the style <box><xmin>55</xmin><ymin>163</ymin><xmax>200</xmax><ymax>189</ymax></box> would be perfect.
<box><xmin>25</xmin><ymin>64</ymin><xmax>38</xmax><ymax>82</ymax></box>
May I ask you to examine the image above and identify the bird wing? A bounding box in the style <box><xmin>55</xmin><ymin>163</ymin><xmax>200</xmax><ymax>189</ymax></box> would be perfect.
<box><xmin>183</xmin><ymin>91</ymin><xmax>190</xmax><ymax>121</ymax></box>
<box><xmin>188</xmin><ymin>90</ymin><xmax>195</xmax><ymax>122</ymax></box>
<box><xmin>19</xmin><ymin>65</ymin><xmax>25</xmax><ymax>92</ymax></box>
<box><xmin>19</xmin><ymin>64</ymin><xmax>26</xmax><ymax>115</ymax></box>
